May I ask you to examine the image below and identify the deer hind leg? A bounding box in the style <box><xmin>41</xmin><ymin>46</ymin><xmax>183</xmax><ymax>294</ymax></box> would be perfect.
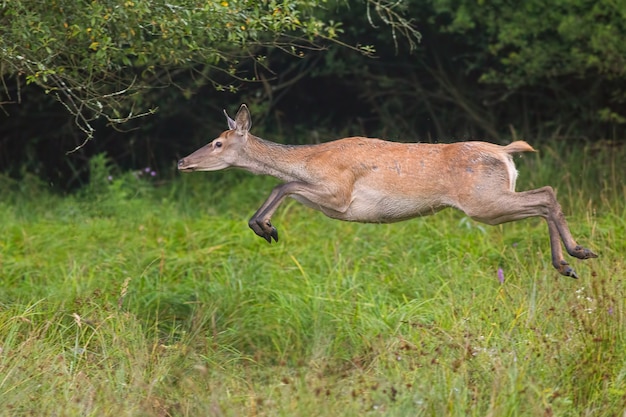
<box><xmin>459</xmin><ymin>186</ymin><xmax>597</xmax><ymax>278</ymax></box>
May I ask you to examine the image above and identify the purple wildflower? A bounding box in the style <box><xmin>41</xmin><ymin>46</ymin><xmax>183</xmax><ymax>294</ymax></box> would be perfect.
<box><xmin>497</xmin><ymin>268</ymin><xmax>505</xmax><ymax>284</ymax></box>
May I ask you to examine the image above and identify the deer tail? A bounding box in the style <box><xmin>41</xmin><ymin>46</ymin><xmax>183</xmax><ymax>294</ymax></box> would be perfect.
<box><xmin>503</xmin><ymin>141</ymin><xmax>536</xmax><ymax>154</ymax></box>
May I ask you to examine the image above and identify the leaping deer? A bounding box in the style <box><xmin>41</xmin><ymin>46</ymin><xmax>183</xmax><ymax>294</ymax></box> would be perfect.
<box><xmin>178</xmin><ymin>104</ymin><xmax>597</xmax><ymax>278</ymax></box>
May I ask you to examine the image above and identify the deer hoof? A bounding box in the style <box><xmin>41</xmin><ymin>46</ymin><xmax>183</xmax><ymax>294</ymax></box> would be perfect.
<box><xmin>248</xmin><ymin>218</ymin><xmax>279</xmax><ymax>243</ymax></box>
<box><xmin>264</xmin><ymin>220</ymin><xmax>278</xmax><ymax>243</ymax></box>
<box><xmin>558</xmin><ymin>261</ymin><xmax>579</xmax><ymax>279</ymax></box>
<box><xmin>270</xmin><ymin>227</ymin><xmax>279</xmax><ymax>242</ymax></box>
<box><xmin>571</xmin><ymin>245</ymin><xmax>598</xmax><ymax>260</ymax></box>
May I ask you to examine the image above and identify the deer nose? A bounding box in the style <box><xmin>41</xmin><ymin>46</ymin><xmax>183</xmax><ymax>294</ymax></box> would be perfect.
<box><xmin>177</xmin><ymin>158</ymin><xmax>187</xmax><ymax>170</ymax></box>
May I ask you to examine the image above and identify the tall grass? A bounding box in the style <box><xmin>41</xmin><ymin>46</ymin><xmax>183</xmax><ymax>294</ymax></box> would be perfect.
<box><xmin>0</xmin><ymin>143</ymin><xmax>624</xmax><ymax>416</ymax></box>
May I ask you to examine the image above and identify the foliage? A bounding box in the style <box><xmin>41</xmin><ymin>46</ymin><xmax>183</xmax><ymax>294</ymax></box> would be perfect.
<box><xmin>0</xmin><ymin>0</ymin><xmax>421</xmax><ymax>146</ymax></box>
<box><xmin>431</xmin><ymin>0</ymin><xmax>626</xmax><ymax>124</ymax></box>
<box><xmin>272</xmin><ymin>0</ymin><xmax>626</xmax><ymax>142</ymax></box>
<box><xmin>0</xmin><ymin>143</ymin><xmax>624</xmax><ymax>416</ymax></box>
<box><xmin>434</xmin><ymin>0</ymin><xmax>626</xmax><ymax>83</ymax></box>
<box><xmin>0</xmin><ymin>0</ymin><xmax>346</xmax><ymax>141</ymax></box>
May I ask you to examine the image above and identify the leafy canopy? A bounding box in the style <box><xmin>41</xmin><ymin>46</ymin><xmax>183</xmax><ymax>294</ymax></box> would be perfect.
<box><xmin>0</xmin><ymin>0</ymin><xmax>347</xmax><ymax>141</ymax></box>
<box><xmin>432</xmin><ymin>0</ymin><xmax>626</xmax><ymax>123</ymax></box>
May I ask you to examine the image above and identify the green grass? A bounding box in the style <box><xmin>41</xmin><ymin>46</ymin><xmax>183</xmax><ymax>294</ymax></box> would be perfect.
<box><xmin>0</xmin><ymin>143</ymin><xmax>625</xmax><ymax>416</ymax></box>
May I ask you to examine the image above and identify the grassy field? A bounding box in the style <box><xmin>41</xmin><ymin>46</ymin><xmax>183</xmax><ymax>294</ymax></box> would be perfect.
<box><xmin>0</xmin><ymin>143</ymin><xmax>624</xmax><ymax>416</ymax></box>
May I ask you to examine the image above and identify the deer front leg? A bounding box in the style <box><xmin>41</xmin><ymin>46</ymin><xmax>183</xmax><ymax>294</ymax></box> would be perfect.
<box><xmin>248</xmin><ymin>181</ymin><xmax>333</xmax><ymax>243</ymax></box>
<box><xmin>248</xmin><ymin>183</ymin><xmax>290</xmax><ymax>243</ymax></box>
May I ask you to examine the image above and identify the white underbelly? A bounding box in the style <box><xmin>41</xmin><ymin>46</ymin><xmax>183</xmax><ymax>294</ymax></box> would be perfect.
<box><xmin>341</xmin><ymin>194</ymin><xmax>445</xmax><ymax>223</ymax></box>
<box><xmin>291</xmin><ymin>186</ymin><xmax>447</xmax><ymax>224</ymax></box>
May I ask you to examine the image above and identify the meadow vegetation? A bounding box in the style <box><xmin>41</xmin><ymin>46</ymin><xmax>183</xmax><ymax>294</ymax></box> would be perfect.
<box><xmin>0</xmin><ymin>143</ymin><xmax>624</xmax><ymax>416</ymax></box>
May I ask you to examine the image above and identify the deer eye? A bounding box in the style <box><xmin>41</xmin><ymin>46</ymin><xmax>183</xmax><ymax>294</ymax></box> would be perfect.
<box><xmin>214</xmin><ymin>141</ymin><xmax>222</xmax><ymax>148</ymax></box>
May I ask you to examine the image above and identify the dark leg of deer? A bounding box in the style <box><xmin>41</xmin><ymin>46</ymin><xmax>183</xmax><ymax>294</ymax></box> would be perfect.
<box><xmin>546</xmin><ymin>218</ymin><xmax>578</xmax><ymax>278</ymax></box>
<box><xmin>249</xmin><ymin>184</ymin><xmax>289</xmax><ymax>242</ymax></box>
<box><xmin>248</xmin><ymin>181</ymin><xmax>315</xmax><ymax>243</ymax></box>
<box><xmin>549</xmin><ymin>201</ymin><xmax>598</xmax><ymax>260</ymax></box>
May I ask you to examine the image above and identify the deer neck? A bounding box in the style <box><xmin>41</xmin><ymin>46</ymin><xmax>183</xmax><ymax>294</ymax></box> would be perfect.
<box><xmin>236</xmin><ymin>135</ymin><xmax>308</xmax><ymax>182</ymax></box>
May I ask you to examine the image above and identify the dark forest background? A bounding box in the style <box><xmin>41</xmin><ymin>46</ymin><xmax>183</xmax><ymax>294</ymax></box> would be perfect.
<box><xmin>2</xmin><ymin>0</ymin><xmax>625</xmax><ymax>191</ymax></box>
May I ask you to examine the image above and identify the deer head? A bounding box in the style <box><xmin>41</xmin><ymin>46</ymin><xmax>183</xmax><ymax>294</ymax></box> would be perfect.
<box><xmin>177</xmin><ymin>104</ymin><xmax>251</xmax><ymax>171</ymax></box>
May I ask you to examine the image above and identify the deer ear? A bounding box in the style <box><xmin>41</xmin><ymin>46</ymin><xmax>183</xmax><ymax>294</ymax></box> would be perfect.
<box><xmin>224</xmin><ymin>109</ymin><xmax>237</xmax><ymax>130</ymax></box>
<box><xmin>234</xmin><ymin>104</ymin><xmax>251</xmax><ymax>133</ymax></box>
